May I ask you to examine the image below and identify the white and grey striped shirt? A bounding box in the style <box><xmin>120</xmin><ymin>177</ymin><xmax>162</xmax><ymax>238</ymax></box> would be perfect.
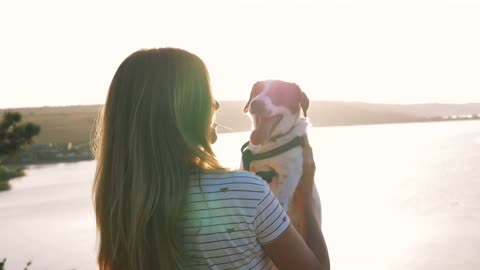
<box><xmin>183</xmin><ymin>171</ymin><xmax>291</xmax><ymax>270</ymax></box>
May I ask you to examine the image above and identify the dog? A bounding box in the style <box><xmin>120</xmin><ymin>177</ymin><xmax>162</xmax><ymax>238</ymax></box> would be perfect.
<box><xmin>241</xmin><ymin>80</ymin><xmax>322</xmax><ymax>236</ymax></box>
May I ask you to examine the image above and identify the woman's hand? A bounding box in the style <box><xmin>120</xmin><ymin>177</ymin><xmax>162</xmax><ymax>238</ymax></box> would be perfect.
<box><xmin>298</xmin><ymin>135</ymin><xmax>316</xmax><ymax>198</ymax></box>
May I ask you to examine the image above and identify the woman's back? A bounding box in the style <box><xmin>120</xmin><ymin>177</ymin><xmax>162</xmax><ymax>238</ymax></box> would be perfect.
<box><xmin>184</xmin><ymin>171</ymin><xmax>290</xmax><ymax>269</ymax></box>
<box><xmin>93</xmin><ymin>48</ymin><xmax>328</xmax><ymax>270</ymax></box>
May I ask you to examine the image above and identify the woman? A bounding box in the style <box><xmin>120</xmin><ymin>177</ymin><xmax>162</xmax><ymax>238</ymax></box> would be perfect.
<box><xmin>93</xmin><ymin>48</ymin><xmax>329</xmax><ymax>270</ymax></box>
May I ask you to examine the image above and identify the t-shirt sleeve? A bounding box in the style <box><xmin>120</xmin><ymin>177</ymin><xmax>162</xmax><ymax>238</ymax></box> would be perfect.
<box><xmin>253</xmin><ymin>182</ymin><xmax>291</xmax><ymax>245</ymax></box>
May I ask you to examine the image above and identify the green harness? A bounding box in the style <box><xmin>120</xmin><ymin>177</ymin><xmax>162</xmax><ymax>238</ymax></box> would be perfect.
<box><xmin>241</xmin><ymin>136</ymin><xmax>305</xmax><ymax>183</ymax></box>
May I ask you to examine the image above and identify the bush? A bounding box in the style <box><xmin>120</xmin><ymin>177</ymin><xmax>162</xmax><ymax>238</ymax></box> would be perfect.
<box><xmin>0</xmin><ymin>166</ymin><xmax>24</xmax><ymax>190</ymax></box>
<box><xmin>0</xmin><ymin>166</ymin><xmax>24</xmax><ymax>181</ymax></box>
<box><xmin>0</xmin><ymin>180</ymin><xmax>10</xmax><ymax>191</ymax></box>
<box><xmin>0</xmin><ymin>111</ymin><xmax>40</xmax><ymax>191</ymax></box>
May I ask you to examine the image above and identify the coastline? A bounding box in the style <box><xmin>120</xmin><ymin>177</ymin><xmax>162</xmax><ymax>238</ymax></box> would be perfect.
<box><xmin>2</xmin><ymin>142</ymin><xmax>93</xmax><ymax>167</ymax></box>
<box><xmin>3</xmin><ymin>118</ymin><xmax>479</xmax><ymax>167</ymax></box>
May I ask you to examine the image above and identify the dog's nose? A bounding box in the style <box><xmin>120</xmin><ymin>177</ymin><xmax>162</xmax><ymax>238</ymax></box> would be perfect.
<box><xmin>249</xmin><ymin>99</ymin><xmax>267</xmax><ymax>115</ymax></box>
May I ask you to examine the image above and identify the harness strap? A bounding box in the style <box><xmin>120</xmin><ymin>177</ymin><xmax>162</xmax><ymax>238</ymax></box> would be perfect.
<box><xmin>241</xmin><ymin>136</ymin><xmax>304</xmax><ymax>183</ymax></box>
<box><xmin>256</xmin><ymin>171</ymin><xmax>278</xmax><ymax>183</ymax></box>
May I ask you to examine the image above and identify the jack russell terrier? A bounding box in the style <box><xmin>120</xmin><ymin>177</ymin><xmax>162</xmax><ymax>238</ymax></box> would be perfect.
<box><xmin>241</xmin><ymin>80</ymin><xmax>322</xmax><ymax>235</ymax></box>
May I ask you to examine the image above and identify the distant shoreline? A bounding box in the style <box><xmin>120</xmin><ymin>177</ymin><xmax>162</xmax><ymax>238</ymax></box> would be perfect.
<box><xmin>4</xmin><ymin>118</ymin><xmax>479</xmax><ymax>166</ymax></box>
<box><xmin>2</xmin><ymin>101</ymin><xmax>478</xmax><ymax>165</ymax></box>
<box><xmin>218</xmin><ymin>117</ymin><xmax>480</xmax><ymax>132</ymax></box>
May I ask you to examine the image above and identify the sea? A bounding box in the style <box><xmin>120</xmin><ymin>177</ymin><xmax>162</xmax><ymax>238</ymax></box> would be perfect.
<box><xmin>1</xmin><ymin>121</ymin><xmax>479</xmax><ymax>270</ymax></box>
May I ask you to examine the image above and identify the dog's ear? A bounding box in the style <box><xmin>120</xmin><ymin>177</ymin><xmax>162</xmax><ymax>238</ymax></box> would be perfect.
<box><xmin>243</xmin><ymin>98</ymin><xmax>251</xmax><ymax>113</ymax></box>
<box><xmin>300</xmin><ymin>91</ymin><xmax>310</xmax><ymax>117</ymax></box>
<box><xmin>243</xmin><ymin>82</ymin><xmax>263</xmax><ymax>113</ymax></box>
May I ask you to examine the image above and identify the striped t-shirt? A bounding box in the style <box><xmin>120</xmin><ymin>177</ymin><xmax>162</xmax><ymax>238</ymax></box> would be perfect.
<box><xmin>183</xmin><ymin>170</ymin><xmax>291</xmax><ymax>270</ymax></box>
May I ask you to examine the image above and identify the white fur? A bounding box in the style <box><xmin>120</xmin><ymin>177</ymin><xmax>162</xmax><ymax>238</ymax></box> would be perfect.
<box><xmin>242</xmin><ymin>90</ymin><xmax>322</xmax><ymax>226</ymax></box>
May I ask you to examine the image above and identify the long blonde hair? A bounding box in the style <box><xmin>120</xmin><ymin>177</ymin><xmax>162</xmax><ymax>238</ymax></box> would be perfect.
<box><xmin>93</xmin><ymin>48</ymin><xmax>225</xmax><ymax>270</ymax></box>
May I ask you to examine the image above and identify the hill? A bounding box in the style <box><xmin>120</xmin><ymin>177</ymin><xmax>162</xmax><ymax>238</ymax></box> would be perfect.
<box><xmin>348</xmin><ymin>102</ymin><xmax>480</xmax><ymax>118</ymax></box>
<box><xmin>1</xmin><ymin>102</ymin><xmax>479</xmax><ymax>146</ymax></box>
<box><xmin>0</xmin><ymin>105</ymin><xmax>100</xmax><ymax>146</ymax></box>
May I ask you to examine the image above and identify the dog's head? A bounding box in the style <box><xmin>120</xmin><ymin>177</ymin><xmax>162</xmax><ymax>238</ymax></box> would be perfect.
<box><xmin>243</xmin><ymin>80</ymin><xmax>309</xmax><ymax>145</ymax></box>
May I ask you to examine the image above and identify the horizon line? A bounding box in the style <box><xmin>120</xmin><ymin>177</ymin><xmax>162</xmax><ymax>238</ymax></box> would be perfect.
<box><xmin>2</xmin><ymin>100</ymin><xmax>480</xmax><ymax>110</ymax></box>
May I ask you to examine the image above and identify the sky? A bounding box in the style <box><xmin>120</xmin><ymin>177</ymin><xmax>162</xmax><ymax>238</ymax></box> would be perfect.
<box><xmin>0</xmin><ymin>0</ymin><xmax>479</xmax><ymax>108</ymax></box>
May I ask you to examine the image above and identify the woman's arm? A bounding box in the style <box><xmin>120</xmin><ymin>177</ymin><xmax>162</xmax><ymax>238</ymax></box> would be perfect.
<box><xmin>262</xmin><ymin>136</ymin><xmax>330</xmax><ymax>270</ymax></box>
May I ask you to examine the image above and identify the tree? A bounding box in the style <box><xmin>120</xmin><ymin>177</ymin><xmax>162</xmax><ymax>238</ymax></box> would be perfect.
<box><xmin>0</xmin><ymin>112</ymin><xmax>40</xmax><ymax>162</ymax></box>
<box><xmin>0</xmin><ymin>112</ymin><xmax>40</xmax><ymax>190</ymax></box>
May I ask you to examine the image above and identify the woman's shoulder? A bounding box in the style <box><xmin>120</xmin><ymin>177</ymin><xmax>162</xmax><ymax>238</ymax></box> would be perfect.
<box><xmin>191</xmin><ymin>170</ymin><xmax>270</xmax><ymax>196</ymax></box>
<box><xmin>201</xmin><ymin>170</ymin><xmax>266</xmax><ymax>184</ymax></box>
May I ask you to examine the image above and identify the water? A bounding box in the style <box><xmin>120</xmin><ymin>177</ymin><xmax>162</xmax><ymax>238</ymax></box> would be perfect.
<box><xmin>1</xmin><ymin>121</ymin><xmax>479</xmax><ymax>270</ymax></box>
